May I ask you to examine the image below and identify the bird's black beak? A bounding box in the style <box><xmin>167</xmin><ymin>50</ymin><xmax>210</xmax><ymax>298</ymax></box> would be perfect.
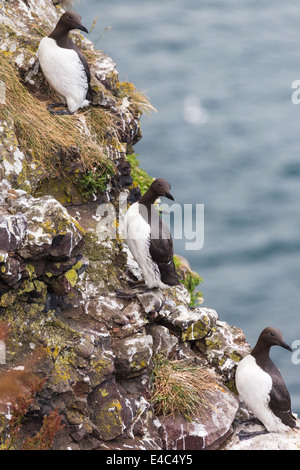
<box><xmin>77</xmin><ymin>24</ymin><xmax>89</xmax><ymax>34</ymax></box>
<box><xmin>280</xmin><ymin>341</ymin><xmax>292</xmax><ymax>352</ymax></box>
<box><xmin>165</xmin><ymin>192</ymin><xmax>174</xmax><ymax>201</ymax></box>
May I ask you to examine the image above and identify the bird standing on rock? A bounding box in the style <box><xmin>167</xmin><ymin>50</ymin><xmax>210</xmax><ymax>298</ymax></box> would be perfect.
<box><xmin>235</xmin><ymin>326</ymin><xmax>298</xmax><ymax>433</ymax></box>
<box><xmin>38</xmin><ymin>11</ymin><xmax>92</xmax><ymax>114</ymax></box>
<box><xmin>124</xmin><ymin>178</ymin><xmax>180</xmax><ymax>290</ymax></box>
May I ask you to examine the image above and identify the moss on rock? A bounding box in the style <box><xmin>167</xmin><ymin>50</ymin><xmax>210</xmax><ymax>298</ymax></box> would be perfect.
<box><xmin>95</xmin><ymin>398</ymin><xmax>124</xmax><ymax>441</ymax></box>
<box><xmin>181</xmin><ymin>316</ymin><xmax>212</xmax><ymax>342</ymax></box>
<box><xmin>82</xmin><ymin>233</ymin><xmax>127</xmax><ymax>292</ymax></box>
<box><xmin>88</xmin><ymin>354</ymin><xmax>115</xmax><ymax>389</ymax></box>
<box><xmin>126</xmin><ymin>153</ymin><xmax>154</xmax><ymax>194</ymax></box>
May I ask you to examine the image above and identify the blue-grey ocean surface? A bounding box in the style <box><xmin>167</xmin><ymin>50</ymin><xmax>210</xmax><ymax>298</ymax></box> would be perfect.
<box><xmin>74</xmin><ymin>0</ymin><xmax>300</xmax><ymax>413</ymax></box>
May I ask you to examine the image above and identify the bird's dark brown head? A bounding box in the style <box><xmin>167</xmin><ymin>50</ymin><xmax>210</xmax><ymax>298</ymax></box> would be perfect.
<box><xmin>256</xmin><ymin>326</ymin><xmax>292</xmax><ymax>352</ymax></box>
<box><xmin>150</xmin><ymin>178</ymin><xmax>174</xmax><ymax>201</ymax></box>
<box><xmin>56</xmin><ymin>11</ymin><xmax>89</xmax><ymax>34</ymax></box>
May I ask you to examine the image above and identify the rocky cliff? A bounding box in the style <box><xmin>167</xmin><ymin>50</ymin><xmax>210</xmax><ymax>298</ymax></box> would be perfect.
<box><xmin>0</xmin><ymin>0</ymin><xmax>298</xmax><ymax>451</ymax></box>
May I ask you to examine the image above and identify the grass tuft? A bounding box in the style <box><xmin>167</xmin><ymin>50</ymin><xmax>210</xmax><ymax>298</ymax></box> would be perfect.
<box><xmin>115</xmin><ymin>81</ymin><xmax>157</xmax><ymax>116</ymax></box>
<box><xmin>150</xmin><ymin>354</ymin><xmax>219</xmax><ymax>421</ymax></box>
<box><xmin>0</xmin><ymin>53</ymin><xmax>117</xmax><ymax>179</ymax></box>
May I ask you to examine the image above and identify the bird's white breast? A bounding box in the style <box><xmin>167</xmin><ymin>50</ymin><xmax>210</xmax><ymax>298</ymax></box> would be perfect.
<box><xmin>236</xmin><ymin>355</ymin><xmax>290</xmax><ymax>432</ymax></box>
<box><xmin>236</xmin><ymin>355</ymin><xmax>272</xmax><ymax>408</ymax></box>
<box><xmin>38</xmin><ymin>37</ymin><xmax>89</xmax><ymax>113</ymax></box>
<box><xmin>124</xmin><ymin>202</ymin><xmax>164</xmax><ymax>288</ymax></box>
<box><xmin>124</xmin><ymin>202</ymin><xmax>151</xmax><ymax>242</ymax></box>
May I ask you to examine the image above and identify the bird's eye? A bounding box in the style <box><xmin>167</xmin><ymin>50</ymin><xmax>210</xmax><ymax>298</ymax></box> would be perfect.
<box><xmin>69</xmin><ymin>15</ymin><xmax>73</xmax><ymax>19</ymax></box>
<box><xmin>270</xmin><ymin>332</ymin><xmax>275</xmax><ymax>336</ymax></box>
<box><xmin>159</xmin><ymin>182</ymin><xmax>162</xmax><ymax>186</ymax></box>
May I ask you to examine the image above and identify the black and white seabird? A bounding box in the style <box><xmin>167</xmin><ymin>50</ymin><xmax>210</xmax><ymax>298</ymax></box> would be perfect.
<box><xmin>124</xmin><ymin>178</ymin><xmax>180</xmax><ymax>289</ymax></box>
<box><xmin>38</xmin><ymin>11</ymin><xmax>92</xmax><ymax>114</ymax></box>
<box><xmin>235</xmin><ymin>326</ymin><xmax>297</xmax><ymax>433</ymax></box>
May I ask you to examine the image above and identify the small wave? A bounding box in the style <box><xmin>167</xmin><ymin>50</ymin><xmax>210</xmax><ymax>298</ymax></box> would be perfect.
<box><xmin>182</xmin><ymin>94</ymin><xmax>209</xmax><ymax>126</ymax></box>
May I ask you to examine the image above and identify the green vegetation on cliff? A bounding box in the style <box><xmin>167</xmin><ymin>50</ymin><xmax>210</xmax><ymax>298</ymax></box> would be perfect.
<box><xmin>173</xmin><ymin>255</ymin><xmax>203</xmax><ymax>307</ymax></box>
<box><xmin>126</xmin><ymin>153</ymin><xmax>154</xmax><ymax>193</ymax></box>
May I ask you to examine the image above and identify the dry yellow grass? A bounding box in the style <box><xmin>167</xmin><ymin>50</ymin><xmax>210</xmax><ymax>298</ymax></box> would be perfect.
<box><xmin>0</xmin><ymin>53</ymin><xmax>116</xmax><ymax>177</ymax></box>
<box><xmin>130</xmin><ymin>89</ymin><xmax>157</xmax><ymax>117</ymax></box>
<box><xmin>150</xmin><ymin>354</ymin><xmax>219</xmax><ymax>421</ymax></box>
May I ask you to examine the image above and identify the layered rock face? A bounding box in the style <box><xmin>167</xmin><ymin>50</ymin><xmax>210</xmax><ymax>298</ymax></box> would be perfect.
<box><xmin>1</xmin><ymin>0</ymin><xmax>297</xmax><ymax>452</ymax></box>
<box><xmin>0</xmin><ymin>176</ymin><xmax>249</xmax><ymax>449</ymax></box>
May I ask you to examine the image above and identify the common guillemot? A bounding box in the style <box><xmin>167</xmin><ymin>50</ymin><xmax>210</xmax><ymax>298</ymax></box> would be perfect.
<box><xmin>124</xmin><ymin>178</ymin><xmax>180</xmax><ymax>290</ymax></box>
<box><xmin>38</xmin><ymin>11</ymin><xmax>92</xmax><ymax>114</ymax></box>
<box><xmin>235</xmin><ymin>326</ymin><xmax>297</xmax><ymax>433</ymax></box>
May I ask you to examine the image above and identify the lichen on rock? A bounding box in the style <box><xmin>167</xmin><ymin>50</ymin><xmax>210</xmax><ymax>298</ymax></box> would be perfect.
<box><xmin>0</xmin><ymin>172</ymin><xmax>249</xmax><ymax>450</ymax></box>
